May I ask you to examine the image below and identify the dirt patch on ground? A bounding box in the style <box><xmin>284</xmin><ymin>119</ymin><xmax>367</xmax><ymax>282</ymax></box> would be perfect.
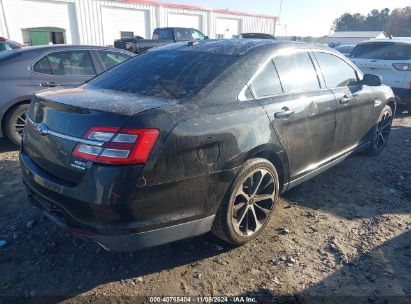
<box><xmin>0</xmin><ymin>114</ymin><xmax>410</xmax><ymax>303</ymax></box>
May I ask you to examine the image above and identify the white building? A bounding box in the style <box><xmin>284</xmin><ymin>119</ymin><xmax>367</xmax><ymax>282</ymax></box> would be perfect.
<box><xmin>329</xmin><ymin>31</ymin><xmax>389</xmax><ymax>45</ymax></box>
<box><xmin>0</xmin><ymin>0</ymin><xmax>277</xmax><ymax>46</ymax></box>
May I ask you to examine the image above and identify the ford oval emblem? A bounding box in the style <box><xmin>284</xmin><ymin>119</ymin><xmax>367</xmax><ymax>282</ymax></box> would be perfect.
<box><xmin>36</xmin><ymin>123</ymin><xmax>49</xmax><ymax>136</ymax></box>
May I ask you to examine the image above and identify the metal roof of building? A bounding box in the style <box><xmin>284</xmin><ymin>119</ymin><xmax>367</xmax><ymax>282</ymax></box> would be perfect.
<box><xmin>330</xmin><ymin>31</ymin><xmax>387</xmax><ymax>38</ymax></box>
<box><xmin>121</xmin><ymin>0</ymin><xmax>278</xmax><ymax>20</ymax></box>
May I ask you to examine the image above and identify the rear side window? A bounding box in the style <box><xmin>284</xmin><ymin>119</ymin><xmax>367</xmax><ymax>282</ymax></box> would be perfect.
<box><xmin>250</xmin><ymin>61</ymin><xmax>283</xmax><ymax>98</ymax></box>
<box><xmin>315</xmin><ymin>52</ymin><xmax>358</xmax><ymax>88</ymax></box>
<box><xmin>351</xmin><ymin>42</ymin><xmax>411</xmax><ymax>60</ymax></box>
<box><xmin>153</xmin><ymin>29</ymin><xmax>173</xmax><ymax>40</ymax></box>
<box><xmin>175</xmin><ymin>28</ymin><xmax>192</xmax><ymax>41</ymax></box>
<box><xmin>274</xmin><ymin>52</ymin><xmax>320</xmax><ymax>93</ymax></box>
<box><xmin>33</xmin><ymin>56</ymin><xmax>53</xmax><ymax>74</ymax></box>
<box><xmin>33</xmin><ymin>51</ymin><xmax>96</xmax><ymax>76</ymax></box>
<box><xmin>98</xmin><ymin>51</ymin><xmax>132</xmax><ymax>70</ymax></box>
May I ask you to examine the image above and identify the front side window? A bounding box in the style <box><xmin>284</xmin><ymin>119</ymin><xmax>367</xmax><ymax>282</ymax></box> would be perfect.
<box><xmin>43</xmin><ymin>51</ymin><xmax>95</xmax><ymax>76</ymax></box>
<box><xmin>250</xmin><ymin>61</ymin><xmax>283</xmax><ymax>98</ymax></box>
<box><xmin>98</xmin><ymin>51</ymin><xmax>132</xmax><ymax>70</ymax></box>
<box><xmin>315</xmin><ymin>52</ymin><xmax>358</xmax><ymax>88</ymax></box>
<box><xmin>351</xmin><ymin>42</ymin><xmax>411</xmax><ymax>60</ymax></box>
<box><xmin>191</xmin><ymin>29</ymin><xmax>205</xmax><ymax>40</ymax></box>
<box><xmin>274</xmin><ymin>52</ymin><xmax>320</xmax><ymax>93</ymax></box>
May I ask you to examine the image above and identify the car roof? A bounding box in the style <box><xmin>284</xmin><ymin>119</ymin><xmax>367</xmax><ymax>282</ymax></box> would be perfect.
<box><xmin>359</xmin><ymin>38</ymin><xmax>411</xmax><ymax>45</ymax></box>
<box><xmin>14</xmin><ymin>44</ymin><xmax>135</xmax><ymax>55</ymax></box>
<box><xmin>151</xmin><ymin>39</ymin><xmax>328</xmax><ymax>56</ymax></box>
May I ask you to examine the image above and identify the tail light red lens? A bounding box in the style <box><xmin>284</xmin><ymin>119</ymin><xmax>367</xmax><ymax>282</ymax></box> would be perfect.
<box><xmin>392</xmin><ymin>63</ymin><xmax>411</xmax><ymax>71</ymax></box>
<box><xmin>72</xmin><ymin>127</ymin><xmax>159</xmax><ymax>164</ymax></box>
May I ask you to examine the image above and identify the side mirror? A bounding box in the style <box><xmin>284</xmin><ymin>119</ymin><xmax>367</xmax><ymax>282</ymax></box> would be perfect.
<box><xmin>362</xmin><ymin>74</ymin><xmax>382</xmax><ymax>86</ymax></box>
<box><xmin>204</xmin><ymin>36</ymin><xmax>209</xmax><ymax>40</ymax></box>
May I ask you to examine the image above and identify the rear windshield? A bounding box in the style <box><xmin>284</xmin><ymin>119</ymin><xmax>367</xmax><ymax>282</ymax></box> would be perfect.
<box><xmin>351</xmin><ymin>42</ymin><xmax>411</xmax><ymax>60</ymax></box>
<box><xmin>0</xmin><ymin>50</ymin><xmax>21</xmax><ymax>63</ymax></box>
<box><xmin>87</xmin><ymin>50</ymin><xmax>237</xmax><ymax>99</ymax></box>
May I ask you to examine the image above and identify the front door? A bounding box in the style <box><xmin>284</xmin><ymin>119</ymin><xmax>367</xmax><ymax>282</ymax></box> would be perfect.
<box><xmin>249</xmin><ymin>50</ymin><xmax>337</xmax><ymax>180</ymax></box>
<box><xmin>313</xmin><ymin>51</ymin><xmax>374</xmax><ymax>154</ymax></box>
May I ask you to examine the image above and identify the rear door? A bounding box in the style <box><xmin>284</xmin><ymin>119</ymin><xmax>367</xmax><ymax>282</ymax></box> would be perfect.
<box><xmin>314</xmin><ymin>51</ymin><xmax>374</xmax><ymax>153</ymax></box>
<box><xmin>30</xmin><ymin>50</ymin><xmax>97</xmax><ymax>89</ymax></box>
<box><xmin>350</xmin><ymin>42</ymin><xmax>410</xmax><ymax>89</ymax></box>
<box><xmin>250</xmin><ymin>49</ymin><xmax>337</xmax><ymax>180</ymax></box>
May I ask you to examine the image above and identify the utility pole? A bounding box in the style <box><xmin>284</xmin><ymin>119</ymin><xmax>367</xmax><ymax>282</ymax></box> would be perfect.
<box><xmin>274</xmin><ymin>0</ymin><xmax>283</xmax><ymax>37</ymax></box>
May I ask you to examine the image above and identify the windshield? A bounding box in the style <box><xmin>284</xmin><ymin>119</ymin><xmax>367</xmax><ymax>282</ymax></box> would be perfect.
<box><xmin>87</xmin><ymin>50</ymin><xmax>237</xmax><ymax>99</ymax></box>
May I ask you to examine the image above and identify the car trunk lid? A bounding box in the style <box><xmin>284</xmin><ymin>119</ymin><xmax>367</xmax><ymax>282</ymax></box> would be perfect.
<box><xmin>23</xmin><ymin>87</ymin><xmax>168</xmax><ymax>185</ymax></box>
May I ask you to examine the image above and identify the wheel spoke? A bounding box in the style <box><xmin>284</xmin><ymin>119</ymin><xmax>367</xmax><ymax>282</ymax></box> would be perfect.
<box><xmin>237</xmin><ymin>206</ymin><xmax>248</xmax><ymax>225</ymax></box>
<box><xmin>379</xmin><ymin>132</ymin><xmax>385</xmax><ymax>145</ymax></box>
<box><xmin>254</xmin><ymin>202</ymin><xmax>271</xmax><ymax>215</ymax></box>
<box><xmin>254</xmin><ymin>193</ymin><xmax>273</xmax><ymax>202</ymax></box>
<box><xmin>251</xmin><ymin>171</ymin><xmax>265</xmax><ymax>195</ymax></box>
<box><xmin>250</xmin><ymin>206</ymin><xmax>262</xmax><ymax>231</ymax></box>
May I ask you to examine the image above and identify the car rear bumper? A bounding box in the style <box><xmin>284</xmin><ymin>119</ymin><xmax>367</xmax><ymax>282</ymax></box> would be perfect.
<box><xmin>25</xmin><ymin>185</ymin><xmax>214</xmax><ymax>251</ymax></box>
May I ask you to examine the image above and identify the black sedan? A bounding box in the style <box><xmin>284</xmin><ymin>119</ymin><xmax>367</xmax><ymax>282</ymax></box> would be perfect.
<box><xmin>20</xmin><ymin>40</ymin><xmax>396</xmax><ymax>251</ymax></box>
<box><xmin>0</xmin><ymin>45</ymin><xmax>134</xmax><ymax>145</ymax></box>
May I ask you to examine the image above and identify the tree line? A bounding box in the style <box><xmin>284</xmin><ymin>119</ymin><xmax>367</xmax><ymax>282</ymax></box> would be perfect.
<box><xmin>333</xmin><ymin>6</ymin><xmax>411</xmax><ymax>37</ymax></box>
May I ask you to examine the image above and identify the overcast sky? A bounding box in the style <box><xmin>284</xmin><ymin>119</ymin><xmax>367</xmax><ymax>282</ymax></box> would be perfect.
<box><xmin>155</xmin><ymin>0</ymin><xmax>410</xmax><ymax>36</ymax></box>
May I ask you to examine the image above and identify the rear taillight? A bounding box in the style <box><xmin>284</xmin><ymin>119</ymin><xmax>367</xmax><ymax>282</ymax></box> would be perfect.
<box><xmin>392</xmin><ymin>63</ymin><xmax>411</xmax><ymax>71</ymax></box>
<box><xmin>72</xmin><ymin>126</ymin><xmax>159</xmax><ymax>165</ymax></box>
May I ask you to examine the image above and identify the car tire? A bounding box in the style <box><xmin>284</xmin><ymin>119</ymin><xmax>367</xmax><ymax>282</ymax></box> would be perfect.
<box><xmin>366</xmin><ymin>105</ymin><xmax>393</xmax><ymax>156</ymax></box>
<box><xmin>4</xmin><ymin>104</ymin><xmax>29</xmax><ymax>146</ymax></box>
<box><xmin>212</xmin><ymin>158</ymin><xmax>279</xmax><ymax>245</ymax></box>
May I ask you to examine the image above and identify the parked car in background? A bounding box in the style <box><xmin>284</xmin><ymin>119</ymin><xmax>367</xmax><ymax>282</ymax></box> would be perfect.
<box><xmin>20</xmin><ymin>40</ymin><xmax>395</xmax><ymax>252</ymax></box>
<box><xmin>241</xmin><ymin>33</ymin><xmax>276</xmax><ymax>39</ymax></box>
<box><xmin>114</xmin><ymin>27</ymin><xmax>208</xmax><ymax>53</ymax></box>
<box><xmin>0</xmin><ymin>45</ymin><xmax>134</xmax><ymax>145</ymax></box>
<box><xmin>334</xmin><ymin>44</ymin><xmax>356</xmax><ymax>57</ymax></box>
<box><xmin>0</xmin><ymin>37</ymin><xmax>24</xmax><ymax>51</ymax></box>
<box><xmin>350</xmin><ymin>38</ymin><xmax>411</xmax><ymax>113</ymax></box>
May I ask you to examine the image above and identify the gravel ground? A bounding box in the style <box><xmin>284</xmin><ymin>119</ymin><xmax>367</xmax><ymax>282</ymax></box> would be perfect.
<box><xmin>0</xmin><ymin>113</ymin><xmax>410</xmax><ymax>304</ymax></box>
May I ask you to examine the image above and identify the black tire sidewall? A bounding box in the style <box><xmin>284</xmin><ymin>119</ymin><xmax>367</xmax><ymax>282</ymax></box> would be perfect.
<box><xmin>5</xmin><ymin>104</ymin><xmax>29</xmax><ymax>146</ymax></box>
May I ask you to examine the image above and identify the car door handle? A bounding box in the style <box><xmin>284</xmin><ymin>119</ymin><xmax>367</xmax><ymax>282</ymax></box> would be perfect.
<box><xmin>274</xmin><ymin>107</ymin><xmax>295</xmax><ymax>119</ymax></box>
<box><xmin>40</xmin><ymin>82</ymin><xmax>60</xmax><ymax>87</ymax></box>
<box><xmin>340</xmin><ymin>96</ymin><xmax>351</xmax><ymax>104</ymax></box>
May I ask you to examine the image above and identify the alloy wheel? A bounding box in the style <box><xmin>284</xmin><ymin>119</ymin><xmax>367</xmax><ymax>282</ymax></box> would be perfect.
<box><xmin>231</xmin><ymin>169</ymin><xmax>276</xmax><ymax>236</ymax></box>
<box><xmin>374</xmin><ymin>111</ymin><xmax>392</xmax><ymax>150</ymax></box>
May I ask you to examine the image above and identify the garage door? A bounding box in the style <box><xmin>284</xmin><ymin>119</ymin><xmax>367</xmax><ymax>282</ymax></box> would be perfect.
<box><xmin>216</xmin><ymin>18</ymin><xmax>240</xmax><ymax>39</ymax></box>
<box><xmin>168</xmin><ymin>13</ymin><xmax>202</xmax><ymax>30</ymax></box>
<box><xmin>101</xmin><ymin>6</ymin><xmax>149</xmax><ymax>46</ymax></box>
<box><xmin>2</xmin><ymin>0</ymin><xmax>79</xmax><ymax>44</ymax></box>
